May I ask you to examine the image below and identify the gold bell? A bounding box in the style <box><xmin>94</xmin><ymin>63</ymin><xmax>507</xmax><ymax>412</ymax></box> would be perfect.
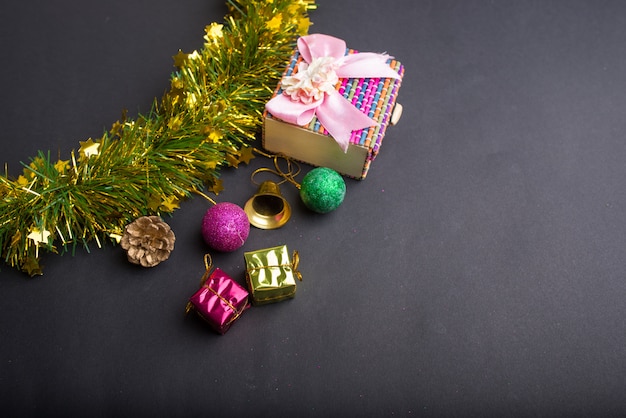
<box><xmin>244</xmin><ymin>181</ymin><xmax>291</xmax><ymax>229</ymax></box>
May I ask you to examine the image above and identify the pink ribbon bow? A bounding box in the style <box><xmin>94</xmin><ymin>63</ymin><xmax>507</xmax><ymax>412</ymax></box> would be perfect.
<box><xmin>265</xmin><ymin>34</ymin><xmax>402</xmax><ymax>152</ymax></box>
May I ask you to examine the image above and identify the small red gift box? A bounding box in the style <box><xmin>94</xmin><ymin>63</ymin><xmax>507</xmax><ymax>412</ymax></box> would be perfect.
<box><xmin>187</xmin><ymin>267</ymin><xmax>250</xmax><ymax>335</ymax></box>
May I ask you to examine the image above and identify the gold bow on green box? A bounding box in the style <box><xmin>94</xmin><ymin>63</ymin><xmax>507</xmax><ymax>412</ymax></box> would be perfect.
<box><xmin>244</xmin><ymin>245</ymin><xmax>302</xmax><ymax>305</ymax></box>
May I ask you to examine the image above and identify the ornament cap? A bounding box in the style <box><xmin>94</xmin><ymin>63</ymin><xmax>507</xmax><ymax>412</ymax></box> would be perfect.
<box><xmin>244</xmin><ymin>181</ymin><xmax>292</xmax><ymax>230</ymax></box>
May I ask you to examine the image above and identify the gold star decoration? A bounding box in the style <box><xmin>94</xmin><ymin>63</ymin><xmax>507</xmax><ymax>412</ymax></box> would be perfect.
<box><xmin>109</xmin><ymin>120</ymin><xmax>123</xmax><ymax>137</ymax></box>
<box><xmin>167</xmin><ymin>116</ymin><xmax>182</xmax><ymax>131</ymax></box>
<box><xmin>238</xmin><ymin>146</ymin><xmax>255</xmax><ymax>165</ymax></box>
<box><xmin>22</xmin><ymin>257</ymin><xmax>43</xmax><ymax>277</ymax></box>
<box><xmin>208</xmin><ymin>130</ymin><xmax>223</xmax><ymax>143</ymax></box>
<box><xmin>204</xmin><ymin>23</ymin><xmax>224</xmax><ymax>43</ymax></box>
<box><xmin>54</xmin><ymin>159</ymin><xmax>70</xmax><ymax>174</ymax></box>
<box><xmin>172</xmin><ymin>50</ymin><xmax>188</xmax><ymax>68</ymax></box>
<box><xmin>297</xmin><ymin>16</ymin><xmax>311</xmax><ymax>34</ymax></box>
<box><xmin>161</xmin><ymin>195</ymin><xmax>180</xmax><ymax>212</ymax></box>
<box><xmin>27</xmin><ymin>228</ymin><xmax>52</xmax><ymax>258</ymax></box>
<box><xmin>20</xmin><ymin>165</ymin><xmax>35</xmax><ymax>180</ymax></box>
<box><xmin>226</xmin><ymin>154</ymin><xmax>240</xmax><ymax>168</ymax></box>
<box><xmin>147</xmin><ymin>194</ymin><xmax>180</xmax><ymax>212</ymax></box>
<box><xmin>16</xmin><ymin>175</ymin><xmax>29</xmax><ymax>187</ymax></box>
<box><xmin>267</xmin><ymin>15</ymin><xmax>283</xmax><ymax>31</ymax></box>
<box><xmin>27</xmin><ymin>228</ymin><xmax>51</xmax><ymax>245</ymax></box>
<box><xmin>208</xmin><ymin>179</ymin><xmax>224</xmax><ymax>195</ymax></box>
<box><xmin>147</xmin><ymin>194</ymin><xmax>162</xmax><ymax>212</ymax></box>
<box><xmin>79</xmin><ymin>138</ymin><xmax>101</xmax><ymax>158</ymax></box>
<box><xmin>109</xmin><ymin>233</ymin><xmax>123</xmax><ymax>244</ymax></box>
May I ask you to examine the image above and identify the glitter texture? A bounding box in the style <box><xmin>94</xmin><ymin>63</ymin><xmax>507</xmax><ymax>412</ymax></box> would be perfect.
<box><xmin>299</xmin><ymin>167</ymin><xmax>346</xmax><ymax>213</ymax></box>
<box><xmin>202</xmin><ymin>202</ymin><xmax>250</xmax><ymax>252</ymax></box>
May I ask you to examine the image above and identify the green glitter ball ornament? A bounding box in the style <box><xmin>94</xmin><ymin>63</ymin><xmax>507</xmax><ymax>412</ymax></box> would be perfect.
<box><xmin>299</xmin><ymin>167</ymin><xmax>346</xmax><ymax>213</ymax></box>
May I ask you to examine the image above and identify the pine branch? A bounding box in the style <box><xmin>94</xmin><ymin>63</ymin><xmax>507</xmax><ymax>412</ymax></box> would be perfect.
<box><xmin>0</xmin><ymin>0</ymin><xmax>316</xmax><ymax>276</ymax></box>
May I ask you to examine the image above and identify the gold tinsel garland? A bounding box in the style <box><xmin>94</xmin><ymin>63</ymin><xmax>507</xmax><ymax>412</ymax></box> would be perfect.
<box><xmin>0</xmin><ymin>0</ymin><xmax>316</xmax><ymax>276</ymax></box>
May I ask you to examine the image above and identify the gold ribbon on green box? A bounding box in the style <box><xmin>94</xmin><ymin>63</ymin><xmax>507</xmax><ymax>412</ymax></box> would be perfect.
<box><xmin>244</xmin><ymin>245</ymin><xmax>302</xmax><ymax>305</ymax></box>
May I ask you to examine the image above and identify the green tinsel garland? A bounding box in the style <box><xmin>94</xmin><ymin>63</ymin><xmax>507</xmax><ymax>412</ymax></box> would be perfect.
<box><xmin>0</xmin><ymin>0</ymin><xmax>316</xmax><ymax>276</ymax></box>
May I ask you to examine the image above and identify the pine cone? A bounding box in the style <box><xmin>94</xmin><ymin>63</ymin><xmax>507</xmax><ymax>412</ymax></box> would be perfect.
<box><xmin>120</xmin><ymin>216</ymin><xmax>175</xmax><ymax>267</ymax></box>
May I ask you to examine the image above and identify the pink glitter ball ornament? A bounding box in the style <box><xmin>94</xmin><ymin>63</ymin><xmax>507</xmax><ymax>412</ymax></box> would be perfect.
<box><xmin>201</xmin><ymin>202</ymin><xmax>250</xmax><ymax>252</ymax></box>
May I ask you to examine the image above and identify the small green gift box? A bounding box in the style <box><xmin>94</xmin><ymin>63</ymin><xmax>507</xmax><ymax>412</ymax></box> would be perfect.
<box><xmin>244</xmin><ymin>245</ymin><xmax>302</xmax><ymax>305</ymax></box>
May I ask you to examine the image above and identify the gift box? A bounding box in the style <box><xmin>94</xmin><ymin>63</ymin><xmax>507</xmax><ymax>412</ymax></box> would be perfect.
<box><xmin>186</xmin><ymin>267</ymin><xmax>250</xmax><ymax>334</ymax></box>
<box><xmin>263</xmin><ymin>33</ymin><xmax>404</xmax><ymax>180</ymax></box>
<box><xmin>244</xmin><ymin>245</ymin><xmax>302</xmax><ymax>305</ymax></box>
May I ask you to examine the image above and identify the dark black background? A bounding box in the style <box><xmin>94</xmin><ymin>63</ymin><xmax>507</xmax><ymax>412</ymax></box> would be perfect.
<box><xmin>2</xmin><ymin>1</ymin><xmax>626</xmax><ymax>416</ymax></box>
